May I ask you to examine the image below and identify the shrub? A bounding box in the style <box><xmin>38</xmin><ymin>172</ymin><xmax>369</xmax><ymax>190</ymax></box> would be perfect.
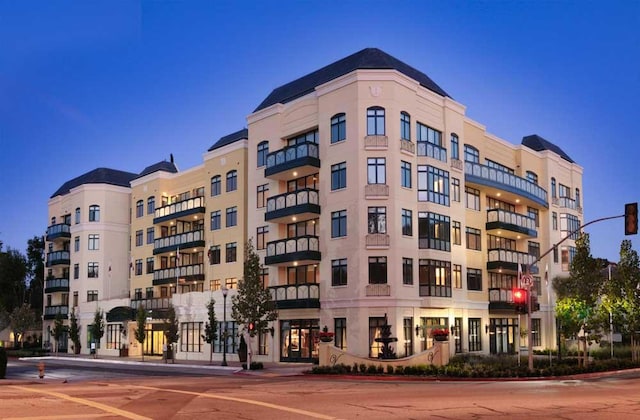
<box><xmin>377</xmin><ymin>365</ymin><xmax>384</xmax><ymax>374</ymax></box>
<box><xmin>386</xmin><ymin>365</ymin><xmax>394</xmax><ymax>374</ymax></box>
<box><xmin>0</xmin><ymin>347</ymin><xmax>6</xmax><ymax>379</ymax></box>
<box><xmin>366</xmin><ymin>364</ymin><xmax>377</xmax><ymax>374</ymax></box>
<box><xmin>395</xmin><ymin>365</ymin><xmax>404</xmax><ymax>375</ymax></box>
<box><xmin>359</xmin><ymin>363</ymin><xmax>367</xmax><ymax>374</ymax></box>
<box><xmin>250</xmin><ymin>361</ymin><xmax>264</xmax><ymax>370</ymax></box>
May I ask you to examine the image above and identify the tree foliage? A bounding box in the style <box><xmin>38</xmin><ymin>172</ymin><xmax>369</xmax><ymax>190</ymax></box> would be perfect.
<box><xmin>9</xmin><ymin>303</ymin><xmax>36</xmax><ymax>347</ymax></box>
<box><xmin>0</xmin><ymin>247</ymin><xmax>27</xmax><ymax>314</ymax></box>
<box><xmin>202</xmin><ymin>298</ymin><xmax>217</xmax><ymax>363</ymax></box>
<box><xmin>231</xmin><ymin>240</ymin><xmax>277</xmax><ymax>337</ymax></box>
<box><xmin>25</xmin><ymin>236</ymin><xmax>45</xmax><ymax>318</ymax></box>
<box><xmin>52</xmin><ymin>312</ymin><xmax>66</xmax><ymax>352</ymax></box>
<box><xmin>89</xmin><ymin>309</ymin><xmax>105</xmax><ymax>347</ymax></box>
<box><xmin>134</xmin><ymin>304</ymin><xmax>147</xmax><ymax>361</ymax></box>
<box><xmin>68</xmin><ymin>309</ymin><xmax>81</xmax><ymax>353</ymax></box>
<box><xmin>163</xmin><ymin>304</ymin><xmax>179</xmax><ymax>350</ymax></box>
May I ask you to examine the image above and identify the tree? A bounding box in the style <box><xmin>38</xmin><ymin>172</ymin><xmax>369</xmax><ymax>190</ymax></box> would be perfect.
<box><xmin>202</xmin><ymin>298</ymin><xmax>217</xmax><ymax>364</ymax></box>
<box><xmin>89</xmin><ymin>309</ymin><xmax>105</xmax><ymax>358</ymax></box>
<box><xmin>9</xmin><ymin>304</ymin><xmax>36</xmax><ymax>348</ymax></box>
<box><xmin>0</xmin><ymin>247</ymin><xmax>28</xmax><ymax>314</ymax></box>
<box><xmin>134</xmin><ymin>304</ymin><xmax>147</xmax><ymax>361</ymax></box>
<box><xmin>52</xmin><ymin>312</ymin><xmax>66</xmax><ymax>353</ymax></box>
<box><xmin>68</xmin><ymin>309</ymin><xmax>81</xmax><ymax>354</ymax></box>
<box><xmin>25</xmin><ymin>236</ymin><xmax>45</xmax><ymax>319</ymax></box>
<box><xmin>231</xmin><ymin>239</ymin><xmax>277</xmax><ymax>337</ymax></box>
<box><xmin>162</xmin><ymin>304</ymin><xmax>179</xmax><ymax>363</ymax></box>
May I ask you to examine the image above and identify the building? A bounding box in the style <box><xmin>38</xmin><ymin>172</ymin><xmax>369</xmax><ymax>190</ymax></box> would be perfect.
<box><xmin>45</xmin><ymin>48</ymin><xmax>583</xmax><ymax>363</ymax></box>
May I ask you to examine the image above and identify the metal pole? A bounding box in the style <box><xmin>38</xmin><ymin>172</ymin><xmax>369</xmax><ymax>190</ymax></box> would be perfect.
<box><xmin>609</xmin><ymin>264</ymin><xmax>614</xmax><ymax>359</ymax></box>
<box><xmin>222</xmin><ymin>290</ymin><xmax>228</xmax><ymax>366</ymax></box>
<box><xmin>527</xmin><ymin>279</ymin><xmax>533</xmax><ymax>370</ymax></box>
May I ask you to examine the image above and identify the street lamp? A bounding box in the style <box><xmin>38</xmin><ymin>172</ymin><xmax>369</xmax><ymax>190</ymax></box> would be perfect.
<box><xmin>607</xmin><ymin>261</ymin><xmax>617</xmax><ymax>359</ymax></box>
<box><xmin>221</xmin><ymin>284</ymin><xmax>228</xmax><ymax>366</ymax></box>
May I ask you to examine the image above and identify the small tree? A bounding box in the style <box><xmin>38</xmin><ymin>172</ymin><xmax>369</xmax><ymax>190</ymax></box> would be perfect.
<box><xmin>9</xmin><ymin>304</ymin><xmax>36</xmax><ymax>348</ymax></box>
<box><xmin>89</xmin><ymin>309</ymin><xmax>105</xmax><ymax>358</ymax></box>
<box><xmin>202</xmin><ymin>298</ymin><xmax>217</xmax><ymax>364</ymax></box>
<box><xmin>134</xmin><ymin>304</ymin><xmax>147</xmax><ymax>361</ymax></box>
<box><xmin>68</xmin><ymin>309</ymin><xmax>81</xmax><ymax>354</ymax></box>
<box><xmin>52</xmin><ymin>312</ymin><xmax>66</xmax><ymax>353</ymax></box>
<box><xmin>162</xmin><ymin>304</ymin><xmax>179</xmax><ymax>363</ymax></box>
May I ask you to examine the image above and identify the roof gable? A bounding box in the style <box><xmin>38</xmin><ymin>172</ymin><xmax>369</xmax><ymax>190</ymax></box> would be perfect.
<box><xmin>51</xmin><ymin>168</ymin><xmax>137</xmax><ymax>198</ymax></box>
<box><xmin>208</xmin><ymin>128</ymin><xmax>248</xmax><ymax>152</ymax></box>
<box><xmin>522</xmin><ymin>134</ymin><xmax>575</xmax><ymax>163</ymax></box>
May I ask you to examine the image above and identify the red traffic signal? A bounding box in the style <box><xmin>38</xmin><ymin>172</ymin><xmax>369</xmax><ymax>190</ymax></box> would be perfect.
<box><xmin>248</xmin><ymin>322</ymin><xmax>255</xmax><ymax>332</ymax></box>
<box><xmin>625</xmin><ymin>202</ymin><xmax>638</xmax><ymax>235</ymax></box>
<box><xmin>513</xmin><ymin>288</ymin><xmax>527</xmax><ymax>304</ymax></box>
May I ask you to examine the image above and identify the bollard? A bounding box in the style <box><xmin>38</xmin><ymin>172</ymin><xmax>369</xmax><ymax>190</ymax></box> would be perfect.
<box><xmin>38</xmin><ymin>361</ymin><xmax>45</xmax><ymax>379</ymax></box>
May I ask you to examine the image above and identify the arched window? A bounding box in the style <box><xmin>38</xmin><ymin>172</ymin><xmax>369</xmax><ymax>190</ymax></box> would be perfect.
<box><xmin>88</xmin><ymin>205</ymin><xmax>100</xmax><ymax>222</ymax></box>
<box><xmin>331</xmin><ymin>113</ymin><xmax>346</xmax><ymax>143</ymax></box>
<box><xmin>226</xmin><ymin>170</ymin><xmax>238</xmax><ymax>192</ymax></box>
<box><xmin>367</xmin><ymin>106</ymin><xmax>385</xmax><ymax>136</ymax></box>
<box><xmin>211</xmin><ymin>175</ymin><xmax>221</xmax><ymax>196</ymax></box>
<box><xmin>75</xmin><ymin>207</ymin><xmax>81</xmax><ymax>224</ymax></box>
<box><xmin>257</xmin><ymin>141</ymin><xmax>269</xmax><ymax>167</ymax></box>
<box><xmin>400</xmin><ymin>112</ymin><xmax>411</xmax><ymax>140</ymax></box>
<box><xmin>147</xmin><ymin>196</ymin><xmax>155</xmax><ymax>215</ymax></box>
<box><xmin>136</xmin><ymin>200</ymin><xmax>144</xmax><ymax>218</ymax></box>
<box><xmin>451</xmin><ymin>134</ymin><xmax>459</xmax><ymax>160</ymax></box>
<box><xmin>464</xmin><ymin>144</ymin><xmax>479</xmax><ymax>163</ymax></box>
<box><xmin>526</xmin><ymin>171</ymin><xmax>538</xmax><ymax>185</ymax></box>
<box><xmin>551</xmin><ymin>178</ymin><xmax>557</xmax><ymax>199</ymax></box>
<box><xmin>51</xmin><ymin>216</ymin><xmax>56</xmax><ymax>225</ymax></box>
<box><xmin>575</xmin><ymin>188</ymin><xmax>581</xmax><ymax>207</ymax></box>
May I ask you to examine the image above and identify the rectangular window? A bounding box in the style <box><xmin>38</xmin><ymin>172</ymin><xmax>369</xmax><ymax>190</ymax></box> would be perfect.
<box><xmin>417</xmin><ymin>165</ymin><xmax>450</xmax><ymax>205</ymax></box>
<box><xmin>560</xmin><ymin>213</ymin><xmax>581</xmax><ymax>240</ymax></box>
<box><xmin>136</xmin><ymin>201</ymin><xmax>144</xmax><ymax>218</ymax></box>
<box><xmin>400</xmin><ymin>112</ymin><xmax>411</xmax><ymax>140</ymax></box>
<box><xmin>453</xmin><ymin>264</ymin><xmax>462</xmax><ymax>289</ymax></box>
<box><xmin>417</xmin><ymin>122</ymin><xmax>442</xmax><ymax>146</ymax></box>
<box><xmin>208</xmin><ymin>245</ymin><xmax>221</xmax><ymax>265</ymax></box>
<box><xmin>73</xmin><ymin>264</ymin><xmax>79</xmax><ymax>279</ymax></box>
<box><xmin>487</xmin><ymin>234</ymin><xmax>516</xmax><ymax>250</ymax></box>
<box><xmin>89</xmin><ymin>205</ymin><xmax>100</xmax><ymax>222</ymax></box>
<box><xmin>418</xmin><ymin>212</ymin><xmax>451</xmax><ymax>251</ymax></box>
<box><xmin>467</xmin><ymin>268</ymin><xmax>483</xmax><ymax>291</ymax></box>
<box><xmin>369</xmin><ymin>317</ymin><xmax>386</xmax><ymax>357</ymax></box>
<box><xmin>180</xmin><ymin>322</ymin><xmax>203</xmax><ymax>353</ymax></box>
<box><xmin>146</xmin><ymin>228</ymin><xmax>154</xmax><ymax>245</ymax></box>
<box><xmin>403</xmin><ymin>317</ymin><xmax>414</xmax><ymax>357</ymax></box>
<box><xmin>465</xmin><ymin>187</ymin><xmax>481</xmax><ymax>211</ymax></box>
<box><xmin>146</xmin><ymin>257</ymin><xmax>154</xmax><ymax>274</ymax></box>
<box><xmin>134</xmin><ymin>288</ymin><xmax>142</xmax><ymax>300</ymax></box>
<box><xmin>485</xmin><ymin>159</ymin><xmax>514</xmax><ymax>174</ymax></box>
<box><xmin>260</xmin><ymin>268</ymin><xmax>269</xmax><ymax>287</ymax></box>
<box><xmin>214</xmin><ymin>321</ymin><xmax>238</xmax><ymax>354</ymax></box>
<box><xmin>73</xmin><ymin>291</ymin><xmax>78</xmax><ymax>307</ymax></box>
<box><xmin>466</xmin><ymin>227</ymin><xmax>481</xmax><ymax>251</ymax></box>
<box><xmin>88</xmin><ymin>262</ymin><xmax>99</xmax><ymax>278</ymax></box>
<box><xmin>87</xmin><ymin>290</ymin><xmax>98</xmax><ymax>302</ymax></box>
<box><xmin>367</xmin><ymin>158</ymin><xmax>386</xmax><ymax>184</ymax></box>
<box><xmin>367</xmin><ymin>107</ymin><xmax>385</xmax><ymax>136</ymax></box>
<box><xmin>403</xmin><ymin>257</ymin><xmax>413</xmax><ymax>285</ymax></box>
<box><xmin>135</xmin><ymin>259</ymin><xmax>142</xmax><ymax>276</ymax></box>
<box><xmin>452</xmin><ymin>221</ymin><xmax>461</xmax><ymax>245</ymax></box>
<box><xmin>331</xmin><ymin>259</ymin><xmax>347</xmax><ymax>286</ymax></box>
<box><xmin>454</xmin><ymin>318</ymin><xmax>462</xmax><ymax>353</ymax></box>
<box><xmin>527</xmin><ymin>207</ymin><xmax>540</xmax><ymax>227</ymax></box>
<box><xmin>106</xmin><ymin>324</ymin><xmax>121</xmax><ymax>350</ymax></box>
<box><xmin>287</xmin><ymin>265</ymin><xmax>319</xmax><ymax>285</ymax></box>
<box><xmin>401</xmin><ymin>209</ymin><xmax>412</xmax><ymax>236</ymax></box>
<box><xmin>145</xmin><ymin>287</ymin><xmax>153</xmax><ymax>298</ymax></box>
<box><xmin>226</xmin><ymin>171</ymin><xmax>238</xmax><ymax>192</ymax></box>
<box><xmin>74</xmin><ymin>236</ymin><xmax>80</xmax><ymax>252</ymax></box>
<box><xmin>401</xmin><ymin>161</ymin><xmax>411</xmax><ymax>188</ymax></box>
<box><xmin>487</xmin><ymin>197</ymin><xmax>515</xmax><ymax>212</ymax></box>
<box><xmin>88</xmin><ymin>234</ymin><xmax>99</xmax><ymax>250</ymax></box>
<box><xmin>368</xmin><ymin>256</ymin><xmax>387</xmax><ymax>284</ymax></box>
<box><xmin>147</xmin><ymin>197</ymin><xmax>155</xmax><ymax>215</ymax></box>
<box><xmin>419</xmin><ymin>259</ymin><xmax>451</xmax><ymax>297</ymax></box>
<box><xmin>211</xmin><ymin>175</ymin><xmax>221</xmax><ymax>196</ymax></box>
<box><xmin>210</xmin><ymin>210</ymin><xmax>221</xmax><ymax>230</ymax></box>
<box><xmin>553</xmin><ymin>246</ymin><xmax>559</xmax><ymax>263</ymax></box>
<box><xmin>561</xmin><ymin>245</ymin><xmax>576</xmax><ymax>271</ymax></box>
<box><xmin>334</xmin><ymin>318</ymin><xmax>347</xmax><ymax>350</ymax></box>
<box><xmin>226</xmin><ymin>243</ymin><xmax>237</xmax><ymax>263</ymax></box>
<box><xmin>331</xmin><ymin>210</ymin><xmax>347</xmax><ymax>238</ymax></box>
<box><xmin>256</xmin><ymin>226</ymin><xmax>268</xmax><ymax>250</ymax></box>
<box><xmin>528</xmin><ymin>241</ymin><xmax>541</xmax><ymax>259</ymax></box>
<box><xmin>331</xmin><ymin>162</ymin><xmax>346</xmax><ymax>190</ymax></box>
<box><xmin>468</xmin><ymin>318</ymin><xmax>482</xmax><ymax>351</ymax></box>
<box><xmin>226</xmin><ymin>207</ymin><xmax>238</xmax><ymax>227</ymax></box>
<box><xmin>258</xmin><ymin>330</ymin><xmax>269</xmax><ymax>356</ymax></box>
<box><xmin>331</xmin><ymin>114</ymin><xmax>346</xmax><ymax>143</ymax></box>
<box><xmin>531</xmin><ymin>319</ymin><xmax>541</xmax><ymax>347</ymax></box>
<box><xmin>552</xmin><ymin>212</ymin><xmax>558</xmax><ymax>230</ymax></box>
<box><xmin>256</xmin><ymin>184</ymin><xmax>268</xmax><ymax>208</ymax></box>
<box><xmin>135</xmin><ymin>230</ymin><xmax>143</xmax><ymax>247</ymax></box>
<box><xmin>451</xmin><ymin>134</ymin><xmax>459</xmax><ymax>160</ymax></box>
<box><xmin>367</xmin><ymin>207</ymin><xmax>386</xmax><ymax>234</ymax></box>
<box><xmin>452</xmin><ymin>178</ymin><xmax>460</xmax><ymax>202</ymax></box>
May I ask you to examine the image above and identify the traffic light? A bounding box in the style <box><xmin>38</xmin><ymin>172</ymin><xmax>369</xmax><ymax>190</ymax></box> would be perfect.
<box><xmin>625</xmin><ymin>202</ymin><xmax>638</xmax><ymax>235</ymax></box>
<box><xmin>248</xmin><ymin>322</ymin><xmax>255</xmax><ymax>333</ymax></box>
<box><xmin>513</xmin><ymin>288</ymin><xmax>527</xmax><ymax>314</ymax></box>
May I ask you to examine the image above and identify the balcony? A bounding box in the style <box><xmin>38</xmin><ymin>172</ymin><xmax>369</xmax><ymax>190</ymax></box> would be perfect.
<box><xmin>487</xmin><ymin>248</ymin><xmax>538</xmax><ymax>274</ymax></box>
<box><xmin>153</xmin><ymin>263</ymin><xmax>204</xmax><ymax>286</ymax></box>
<box><xmin>364</xmin><ymin>184</ymin><xmax>389</xmax><ymax>198</ymax></box>
<box><xmin>46</xmin><ymin>250</ymin><xmax>70</xmax><ymax>267</ymax></box>
<box><xmin>269</xmin><ymin>283</ymin><xmax>320</xmax><ymax>309</ymax></box>
<box><xmin>366</xmin><ymin>233</ymin><xmax>390</xmax><ymax>248</ymax></box>
<box><xmin>130</xmin><ymin>298</ymin><xmax>172</xmax><ymax>318</ymax></box>
<box><xmin>153</xmin><ymin>230</ymin><xmax>205</xmax><ymax>255</ymax></box>
<box><xmin>44</xmin><ymin>305</ymin><xmax>68</xmax><ymax>320</ymax></box>
<box><xmin>265</xmin><ymin>235</ymin><xmax>320</xmax><ymax>266</ymax></box>
<box><xmin>46</xmin><ymin>223</ymin><xmax>71</xmax><ymax>241</ymax></box>
<box><xmin>265</xmin><ymin>188</ymin><xmax>321</xmax><ymax>224</ymax></box>
<box><xmin>488</xmin><ymin>288</ymin><xmax>517</xmax><ymax>312</ymax></box>
<box><xmin>365</xmin><ymin>284</ymin><xmax>390</xmax><ymax>297</ymax></box>
<box><xmin>44</xmin><ymin>277</ymin><xmax>69</xmax><ymax>293</ymax></box>
<box><xmin>265</xmin><ymin>141</ymin><xmax>320</xmax><ymax>180</ymax></box>
<box><xmin>450</xmin><ymin>158</ymin><xmax>463</xmax><ymax>171</ymax></box>
<box><xmin>557</xmin><ymin>196</ymin><xmax>583</xmax><ymax>213</ymax></box>
<box><xmin>153</xmin><ymin>196</ymin><xmax>206</xmax><ymax>224</ymax></box>
<box><xmin>417</xmin><ymin>142</ymin><xmax>447</xmax><ymax>163</ymax></box>
<box><xmin>486</xmin><ymin>209</ymin><xmax>537</xmax><ymax>239</ymax></box>
<box><xmin>364</xmin><ymin>135</ymin><xmax>388</xmax><ymax>149</ymax></box>
<box><xmin>465</xmin><ymin>162</ymin><xmax>548</xmax><ymax>208</ymax></box>
<box><xmin>400</xmin><ymin>139</ymin><xmax>415</xmax><ymax>155</ymax></box>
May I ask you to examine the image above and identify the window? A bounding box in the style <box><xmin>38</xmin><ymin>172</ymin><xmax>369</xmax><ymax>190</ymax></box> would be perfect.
<box><xmin>531</xmin><ymin>319</ymin><xmax>541</xmax><ymax>347</ymax></box>
<box><xmin>74</xmin><ymin>236</ymin><xmax>80</xmax><ymax>252</ymax></box>
<box><xmin>466</xmin><ymin>227</ymin><xmax>481</xmax><ymax>251</ymax></box>
<box><xmin>134</xmin><ymin>288</ymin><xmax>142</xmax><ymax>300</ymax></box>
<box><xmin>257</xmin><ymin>184</ymin><xmax>268</xmax><ymax>208</ymax></box>
<box><xmin>226</xmin><ymin>206</ymin><xmax>237</xmax><ymax>227</ymax></box>
<box><xmin>465</xmin><ymin>187</ymin><xmax>480</xmax><ymax>211</ymax></box>
<box><xmin>417</xmin><ymin>165</ymin><xmax>449</xmax><ymax>205</ymax></box>
<box><xmin>367</xmin><ymin>158</ymin><xmax>386</xmax><ymax>184</ymax></box>
<box><xmin>256</xmin><ymin>226</ymin><xmax>268</xmax><ymax>250</ymax></box>
<box><xmin>418</xmin><ymin>212</ymin><xmax>451</xmax><ymax>251</ymax></box>
<box><xmin>214</xmin><ymin>321</ymin><xmax>237</xmax><ymax>354</ymax></box>
<box><xmin>87</xmin><ymin>290</ymin><xmax>98</xmax><ymax>302</ymax></box>
<box><xmin>552</xmin><ymin>212</ymin><xmax>558</xmax><ymax>230</ymax></box>
<box><xmin>529</xmin><ymin>241</ymin><xmax>540</xmax><ymax>259</ymax></box>
<box><xmin>419</xmin><ymin>259</ymin><xmax>451</xmax><ymax>297</ymax></box>
<box><xmin>403</xmin><ymin>257</ymin><xmax>413</xmax><ymax>285</ymax></box>
<box><xmin>287</xmin><ymin>265</ymin><xmax>318</xmax><ymax>285</ymax></box>
<box><xmin>147</xmin><ymin>196</ymin><xmax>155</xmax><ymax>214</ymax></box>
<box><xmin>331</xmin><ymin>259</ymin><xmax>347</xmax><ymax>286</ymax></box>
<box><xmin>331</xmin><ymin>113</ymin><xmax>346</xmax><ymax>143</ymax></box>
<box><xmin>467</xmin><ymin>268</ymin><xmax>482</xmax><ymax>291</ymax></box>
<box><xmin>561</xmin><ymin>246</ymin><xmax>576</xmax><ymax>271</ymax></box>
<box><xmin>259</xmin><ymin>268</ymin><xmax>269</xmax><ymax>287</ymax></box>
<box><xmin>335</xmin><ymin>318</ymin><xmax>347</xmax><ymax>351</ymax></box>
<box><xmin>288</xmin><ymin>129</ymin><xmax>319</xmax><ymax>146</ymax></box>
<box><xmin>417</xmin><ymin>122</ymin><xmax>443</xmax><ymax>157</ymax></box>
<box><xmin>487</xmin><ymin>197</ymin><xmax>515</xmax><ymax>212</ymax></box>
<box><xmin>257</xmin><ymin>141</ymin><xmax>269</xmax><ymax>167</ymax></box>
<box><xmin>226</xmin><ymin>242</ymin><xmax>237</xmax><ymax>263</ymax></box>
<box><xmin>452</xmin><ymin>178</ymin><xmax>460</xmax><ymax>202</ymax></box>
<box><xmin>211</xmin><ymin>175</ymin><xmax>221</xmax><ymax>196</ymax></box>
<box><xmin>464</xmin><ymin>145</ymin><xmax>479</xmax><ymax>163</ymax></box>
<box><xmin>404</xmin><ymin>317</ymin><xmax>414</xmax><ymax>357</ymax></box>
<box><xmin>133</xmin><ymin>230</ymin><xmax>142</xmax><ymax>247</ymax></box>
<box><xmin>226</xmin><ymin>170</ymin><xmax>237</xmax><ymax>192</ymax></box>
<box><xmin>136</xmin><ymin>200</ymin><xmax>144</xmax><ymax>218</ymax></box>
<box><xmin>560</xmin><ymin>213</ymin><xmax>581</xmax><ymax>240</ymax></box>
<box><xmin>468</xmin><ymin>318</ymin><xmax>482</xmax><ymax>351</ymax></box>
<box><xmin>368</xmin><ymin>256</ymin><xmax>387</xmax><ymax>284</ymax></box>
<box><xmin>331</xmin><ymin>162</ymin><xmax>346</xmax><ymax>190</ymax></box>
<box><xmin>369</xmin><ymin>317</ymin><xmax>386</xmax><ymax>357</ymax></box>
<box><xmin>575</xmin><ymin>188</ymin><xmax>581</xmax><ymax>208</ymax></box>
<box><xmin>73</xmin><ymin>264</ymin><xmax>79</xmax><ymax>279</ymax></box>
<box><xmin>366</xmin><ymin>106</ymin><xmax>385</xmax><ymax>135</ymax></box>
<box><xmin>401</xmin><ymin>209</ymin><xmax>413</xmax><ymax>236</ymax></box>
<box><xmin>88</xmin><ymin>262</ymin><xmax>99</xmax><ymax>278</ymax></box>
<box><xmin>527</xmin><ymin>207</ymin><xmax>539</xmax><ymax>227</ymax></box>
<box><xmin>146</xmin><ymin>257</ymin><xmax>154</xmax><ymax>274</ymax></box>
<box><xmin>368</xmin><ymin>207</ymin><xmax>386</xmax><ymax>234</ymax></box>
<box><xmin>485</xmin><ymin>159</ymin><xmax>514</xmax><ymax>174</ymax></box>
<box><xmin>553</xmin><ymin>245</ymin><xmax>559</xmax><ymax>263</ymax></box>
<box><xmin>89</xmin><ymin>205</ymin><xmax>100</xmax><ymax>222</ymax></box>
<box><xmin>559</xmin><ymin>183</ymin><xmax>570</xmax><ymax>199</ymax></box>
<box><xmin>551</xmin><ymin>177</ymin><xmax>557</xmax><ymax>198</ymax></box>
<box><xmin>88</xmin><ymin>234</ymin><xmax>99</xmax><ymax>250</ymax></box>
<box><xmin>208</xmin><ymin>246</ymin><xmax>221</xmax><ymax>265</ymax></box>
<box><xmin>180</xmin><ymin>322</ymin><xmax>203</xmax><ymax>353</ymax></box>
<box><xmin>331</xmin><ymin>210</ymin><xmax>347</xmax><ymax>238</ymax></box>
<box><xmin>146</xmin><ymin>228</ymin><xmax>154</xmax><ymax>244</ymax></box>
<box><xmin>75</xmin><ymin>208</ymin><xmax>81</xmax><ymax>224</ymax></box>
<box><xmin>135</xmin><ymin>259</ymin><xmax>142</xmax><ymax>276</ymax></box>
<box><xmin>487</xmin><ymin>234</ymin><xmax>515</xmax><ymax>250</ymax></box>
<box><xmin>452</xmin><ymin>221</ymin><xmax>461</xmax><ymax>245</ymax></box>
<box><xmin>526</xmin><ymin>171</ymin><xmax>538</xmax><ymax>184</ymax></box>
<box><xmin>453</xmin><ymin>264</ymin><xmax>462</xmax><ymax>288</ymax></box>
<box><xmin>401</xmin><ymin>161</ymin><xmax>411</xmax><ymax>188</ymax></box>
<box><xmin>451</xmin><ymin>134</ymin><xmax>459</xmax><ymax>160</ymax></box>
<box><xmin>400</xmin><ymin>112</ymin><xmax>411</xmax><ymax>140</ymax></box>
<box><xmin>210</xmin><ymin>210</ymin><xmax>221</xmax><ymax>230</ymax></box>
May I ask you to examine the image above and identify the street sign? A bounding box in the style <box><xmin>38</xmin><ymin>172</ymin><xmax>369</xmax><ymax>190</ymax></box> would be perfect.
<box><xmin>521</xmin><ymin>274</ymin><xmax>533</xmax><ymax>287</ymax></box>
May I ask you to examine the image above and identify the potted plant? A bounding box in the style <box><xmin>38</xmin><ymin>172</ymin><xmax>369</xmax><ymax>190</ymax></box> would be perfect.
<box><xmin>318</xmin><ymin>326</ymin><xmax>335</xmax><ymax>343</ymax></box>
<box><xmin>430</xmin><ymin>327</ymin><xmax>450</xmax><ymax>341</ymax></box>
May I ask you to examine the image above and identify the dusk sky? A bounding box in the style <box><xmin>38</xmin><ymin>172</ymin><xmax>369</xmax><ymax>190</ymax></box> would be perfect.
<box><xmin>1</xmin><ymin>1</ymin><xmax>638</xmax><ymax>262</ymax></box>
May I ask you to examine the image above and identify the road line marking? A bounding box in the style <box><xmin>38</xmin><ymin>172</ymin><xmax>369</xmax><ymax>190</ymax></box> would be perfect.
<box><xmin>10</xmin><ymin>386</ymin><xmax>152</xmax><ymax>420</ymax></box>
<box><xmin>3</xmin><ymin>414</ymin><xmax>112</xmax><ymax>420</ymax></box>
<box><xmin>132</xmin><ymin>385</ymin><xmax>339</xmax><ymax>419</ymax></box>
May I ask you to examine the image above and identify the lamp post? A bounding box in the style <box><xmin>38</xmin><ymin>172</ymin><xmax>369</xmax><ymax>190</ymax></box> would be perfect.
<box><xmin>221</xmin><ymin>284</ymin><xmax>228</xmax><ymax>366</ymax></box>
<box><xmin>607</xmin><ymin>262</ymin><xmax>617</xmax><ymax>359</ymax></box>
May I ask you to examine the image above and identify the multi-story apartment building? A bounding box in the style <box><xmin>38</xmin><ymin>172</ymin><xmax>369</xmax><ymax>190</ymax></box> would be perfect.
<box><xmin>45</xmin><ymin>48</ymin><xmax>583</xmax><ymax>364</ymax></box>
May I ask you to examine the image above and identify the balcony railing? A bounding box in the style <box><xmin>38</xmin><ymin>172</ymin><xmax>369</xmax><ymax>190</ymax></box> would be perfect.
<box><xmin>153</xmin><ymin>196</ymin><xmax>206</xmax><ymax>224</ymax></box>
<box><xmin>269</xmin><ymin>283</ymin><xmax>320</xmax><ymax>309</ymax></box>
<box><xmin>487</xmin><ymin>248</ymin><xmax>538</xmax><ymax>273</ymax></box>
<box><xmin>417</xmin><ymin>142</ymin><xmax>447</xmax><ymax>163</ymax></box>
<box><xmin>153</xmin><ymin>230</ymin><xmax>205</xmax><ymax>255</ymax></box>
<box><xmin>265</xmin><ymin>235</ymin><xmax>320</xmax><ymax>265</ymax></box>
<box><xmin>265</xmin><ymin>188</ymin><xmax>320</xmax><ymax>222</ymax></box>
<box><xmin>558</xmin><ymin>196</ymin><xmax>582</xmax><ymax>214</ymax></box>
<box><xmin>465</xmin><ymin>161</ymin><xmax>548</xmax><ymax>207</ymax></box>
<box><xmin>46</xmin><ymin>250</ymin><xmax>70</xmax><ymax>267</ymax></box>
<box><xmin>364</xmin><ymin>184</ymin><xmax>389</xmax><ymax>198</ymax></box>
<box><xmin>364</xmin><ymin>135</ymin><xmax>388</xmax><ymax>149</ymax></box>
<box><xmin>44</xmin><ymin>305</ymin><xmax>68</xmax><ymax>319</ymax></box>
<box><xmin>400</xmin><ymin>139</ymin><xmax>415</xmax><ymax>154</ymax></box>
<box><xmin>486</xmin><ymin>208</ymin><xmax>537</xmax><ymax>237</ymax></box>
<box><xmin>265</xmin><ymin>141</ymin><xmax>320</xmax><ymax>178</ymax></box>
<box><xmin>44</xmin><ymin>277</ymin><xmax>70</xmax><ymax>293</ymax></box>
<box><xmin>366</xmin><ymin>233</ymin><xmax>390</xmax><ymax>248</ymax></box>
<box><xmin>46</xmin><ymin>223</ymin><xmax>71</xmax><ymax>241</ymax></box>
<box><xmin>153</xmin><ymin>263</ymin><xmax>204</xmax><ymax>285</ymax></box>
<box><xmin>130</xmin><ymin>298</ymin><xmax>172</xmax><ymax>318</ymax></box>
<box><xmin>488</xmin><ymin>288</ymin><xmax>517</xmax><ymax>311</ymax></box>
<box><xmin>366</xmin><ymin>284</ymin><xmax>390</xmax><ymax>296</ymax></box>
<box><xmin>450</xmin><ymin>158</ymin><xmax>463</xmax><ymax>171</ymax></box>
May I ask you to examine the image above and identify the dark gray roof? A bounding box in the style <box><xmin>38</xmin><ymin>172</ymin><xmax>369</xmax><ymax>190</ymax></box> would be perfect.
<box><xmin>51</xmin><ymin>168</ymin><xmax>137</xmax><ymax>198</ymax></box>
<box><xmin>136</xmin><ymin>161</ymin><xmax>178</xmax><ymax>179</ymax></box>
<box><xmin>522</xmin><ymin>134</ymin><xmax>575</xmax><ymax>163</ymax></box>
<box><xmin>208</xmin><ymin>128</ymin><xmax>248</xmax><ymax>152</ymax></box>
<box><xmin>254</xmin><ymin>48</ymin><xmax>450</xmax><ymax>112</ymax></box>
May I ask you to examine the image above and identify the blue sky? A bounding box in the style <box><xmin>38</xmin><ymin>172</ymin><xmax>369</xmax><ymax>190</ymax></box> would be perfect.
<box><xmin>1</xmin><ymin>1</ymin><xmax>638</xmax><ymax>261</ymax></box>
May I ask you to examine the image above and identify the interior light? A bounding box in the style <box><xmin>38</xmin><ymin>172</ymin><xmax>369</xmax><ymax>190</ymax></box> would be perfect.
<box><xmin>516</xmin><ymin>199</ymin><xmax>520</xmax><ymax>203</ymax></box>
<box><xmin>293</xmin><ymin>171</ymin><xmax>298</xmax><ymax>177</ymax></box>
<box><xmin>293</xmin><ymin>261</ymin><xmax>298</xmax><ymax>266</ymax></box>
<box><xmin>292</xmin><ymin>217</ymin><xmax>297</xmax><ymax>221</ymax></box>
<box><xmin>496</xmin><ymin>193</ymin><xmax>501</xmax><ymax>197</ymax></box>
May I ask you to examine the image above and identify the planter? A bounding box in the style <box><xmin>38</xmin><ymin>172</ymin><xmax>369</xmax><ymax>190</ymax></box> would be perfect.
<box><xmin>119</xmin><ymin>347</ymin><xmax>129</xmax><ymax>357</ymax></box>
<box><xmin>319</xmin><ymin>336</ymin><xmax>334</xmax><ymax>343</ymax></box>
<box><xmin>433</xmin><ymin>335</ymin><xmax>449</xmax><ymax>342</ymax></box>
